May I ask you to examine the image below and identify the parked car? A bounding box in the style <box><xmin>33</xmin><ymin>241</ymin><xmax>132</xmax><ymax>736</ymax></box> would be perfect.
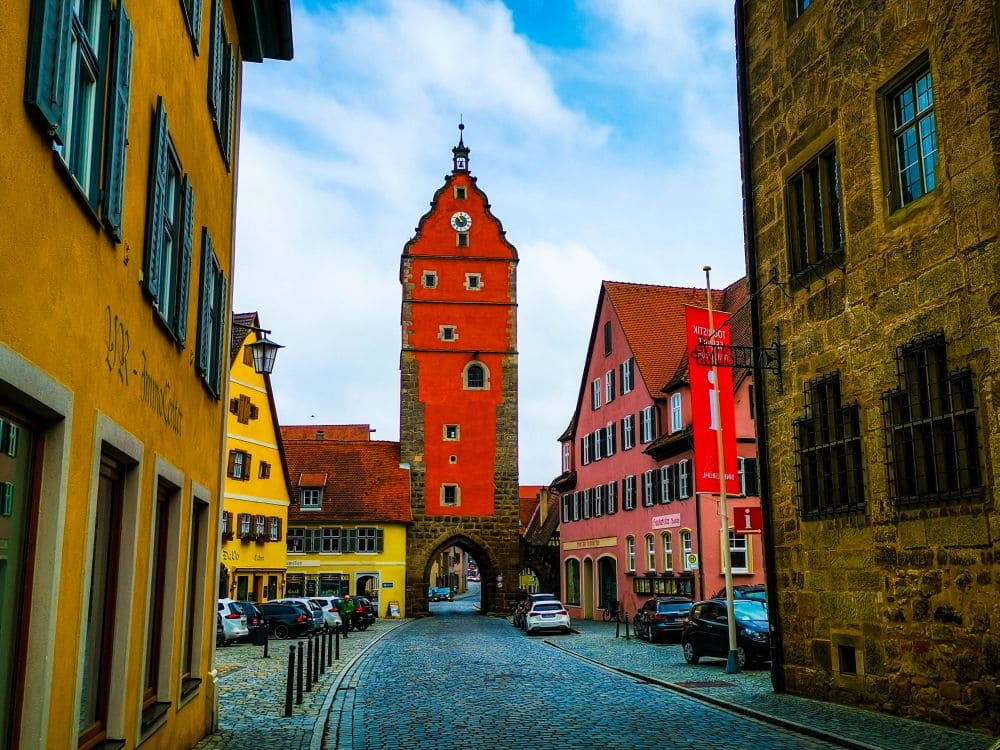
<box><xmin>237</xmin><ymin>601</ymin><xmax>267</xmax><ymax>643</ymax></box>
<box><xmin>309</xmin><ymin>597</ymin><xmax>345</xmax><ymax>631</ymax></box>
<box><xmin>633</xmin><ymin>597</ymin><xmax>693</xmax><ymax>643</ymax></box>
<box><xmin>428</xmin><ymin>586</ymin><xmax>453</xmax><ymax>602</ymax></box>
<box><xmin>351</xmin><ymin>595</ymin><xmax>377</xmax><ymax>631</ymax></box>
<box><xmin>514</xmin><ymin>593</ymin><xmax>558</xmax><ymax>630</ymax></box>
<box><xmin>710</xmin><ymin>584</ymin><xmax>767</xmax><ymax>602</ymax></box>
<box><xmin>467</xmin><ymin>571</ymin><xmax>480</xmax><ymax>582</ymax></box>
<box><xmin>524</xmin><ymin>599</ymin><xmax>571</xmax><ymax>635</ymax></box>
<box><xmin>217</xmin><ymin>598</ymin><xmax>249</xmax><ymax>645</ymax></box>
<box><xmin>216</xmin><ymin>613</ymin><xmax>225</xmax><ymax>646</ymax></box>
<box><xmin>681</xmin><ymin>598</ymin><xmax>771</xmax><ymax>668</ymax></box>
<box><xmin>276</xmin><ymin>598</ymin><xmax>325</xmax><ymax>633</ymax></box>
<box><xmin>260</xmin><ymin>602</ymin><xmax>314</xmax><ymax>639</ymax></box>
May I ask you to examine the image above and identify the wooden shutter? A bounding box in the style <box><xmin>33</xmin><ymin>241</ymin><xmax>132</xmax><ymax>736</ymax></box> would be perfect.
<box><xmin>344</xmin><ymin>529</ymin><xmax>358</xmax><ymax>553</ymax></box>
<box><xmin>24</xmin><ymin>0</ymin><xmax>71</xmax><ymax>139</ymax></box>
<box><xmin>101</xmin><ymin>3</ymin><xmax>133</xmax><ymax>240</ymax></box>
<box><xmin>223</xmin><ymin>43</ymin><xmax>236</xmax><ymax>164</ymax></box>
<box><xmin>211</xmin><ymin>274</ymin><xmax>228</xmax><ymax>396</ymax></box>
<box><xmin>196</xmin><ymin>229</ymin><xmax>214</xmax><ymax>376</ymax></box>
<box><xmin>243</xmin><ymin>453</ymin><xmax>252</xmax><ymax>480</ymax></box>
<box><xmin>376</xmin><ymin>529</ymin><xmax>384</xmax><ymax>553</ymax></box>
<box><xmin>189</xmin><ymin>0</ymin><xmax>203</xmax><ymax>50</ymax></box>
<box><xmin>208</xmin><ymin>0</ymin><xmax>222</xmax><ymax>119</ymax></box>
<box><xmin>226</xmin><ymin>450</ymin><xmax>236</xmax><ymax>477</ymax></box>
<box><xmin>143</xmin><ymin>98</ymin><xmax>169</xmax><ymax>302</ymax></box>
<box><xmin>175</xmin><ymin>176</ymin><xmax>194</xmax><ymax>344</ymax></box>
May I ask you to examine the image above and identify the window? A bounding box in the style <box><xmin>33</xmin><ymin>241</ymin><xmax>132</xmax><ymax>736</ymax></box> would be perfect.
<box><xmin>593</xmin><ymin>430</ymin><xmax>603</xmax><ymax>461</ymax></box>
<box><xmin>422</xmin><ymin>271</ymin><xmax>438</xmax><ymax>288</ymax></box>
<box><xmin>787</xmin><ymin>144</ymin><xmax>844</xmax><ymax>280</ymax></box>
<box><xmin>580</xmin><ymin>435</ymin><xmax>590</xmax><ymax>465</ymax></box>
<box><xmin>181</xmin><ymin>497</ymin><xmax>208</xmax><ymax>698</ymax></box>
<box><xmin>670</xmin><ymin>393</ymin><xmax>683</xmax><ymax>433</ymax></box>
<box><xmin>221</xmin><ymin>510</ymin><xmax>233</xmax><ymax>537</ymax></box>
<box><xmin>738</xmin><ymin>457</ymin><xmax>759</xmax><ymax>496</ymax></box>
<box><xmin>606</xmin><ymin>481</ymin><xmax>618</xmax><ymax>514</ymax></box>
<box><xmin>642</xmin><ymin>470</ymin><xmax>656</xmax><ymax>507</ymax></box>
<box><xmin>208</xmin><ymin>0</ymin><xmax>236</xmax><ymax>165</ymax></box>
<box><xmin>440</xmin><ymin>325</ymin><xmax>457</xmax><ymax>341</ymax></box>
<box><xmin>454</xmin><ymin>186</ymin><xmax>467</xmax><ymax>199</ymax></box>
<box><xmin>464</xmin><ymin>362</ymin><xmax>487</xmax><ymax>389</ymax></box>
<box><xmin>623</xmin><ymin>475</ymin><xmax>636</xmax><ymax>511</ymax></box>
<box><xmin>300</xmin><ymin>488</ymin><xmax>322</xmax><ymax>509</ymax></box>
<box><xmin>238</xmin><ymin>513</ymin><xmax>252</xmax><ymax>539</ymax></box>
<box><xmin>645</xmin><ymin>534</ymin><xmax>656</xmax><ymax>571</ymax></box>
<box><xmin>681</xmin><ymin>529</ymin><xmax>693</xmax><ymax>568</ymax></box>
<box><xmin>662</xmin><ymin>532</ymin><xmax>673</xmax><ymax>571</ymax></box>
<box><xmin>142</xmin><ymin>98</ymin><xmax>195</xmax><ymax>344</ymax></box>
<box><xmin>622</xmin><ymin>414</ymin><xmax>635</xmax><ymax>450</ymax></box>
<box><xmin>195</xmin><ymin>229</ymin><xmax>227</xmax><ymax>397</ymax></box>
<box><xmin>640</xmin><ymin>406</ymin><xmax>656</xmax><ymax>443</ymax></box>
<box><xmin>319</xmin><ymin>527</ymin><xmax>340</xmax><ymax>553</ymax></box>
<box><xmin>226</xmin><ymin>450</ymin><xmax>251</xmax><ymax>480</ymax></box>
<box><xmin>356</xmin><ymin>527</ymin><xmax>384</xmax><ymax>553</ymax></box>
<box><xmin>442</xmin><ymin>484</ymin><xmax>460</xmax><ymax>507</ymax></box>
<box><xmin>561</xmin><ymin>494</ymin><xmax>571</xmax><ymax>523</ymax></box>
<box><xmin>625</xmin><ymin>537</ymin><xmax>636</xmax><ymax>573</ymax></box>
<box><xmin>794</xmin><ymin>372</ymin><xmax>865</xmax><ymax>519</ymax></box>
<box><xmin>593</xmin><ymin>485</ymin><xmax>603</xmax><ymax>517</ymax></box>
<box><xmin>25</xmin><ymin>0</ymin><xmax>134</xmax><ymax>235</ymax></box>
<box><xmin>258</xmin><ymin>461</ymin><xmax>271</xmax><ymax>479</ymax></box>
<box><xmin>679</xmin><ymin>459</ymin><xmax>691</xmax><ymax>499</ymax></box>
<box><xmin>591</xmin><ymin>379</ymin><xmax>601</xmax><ymax>410</ymax></box>
<box><xmin>253</xmin><ymin>514</ymin><xmax>266</xmax><ymax>538</ymax></box>
<box><xmin>581</xmin><ymin>489</ymin><xmax>591</xmax><ymax>519</ymax></box>
<box><xmin>286</xmin><ymin>528</ymin><xmax>305</xmax><ymax>553</ymax></box>
<box><xmin>605</xmin><ymin>423</ymin><xmax>616</xmax><ymax>457</ymax></box>
<box><xmin>144</xmin><ymin>481</ymin><xmax>178</xmax><ymax>715</ymax></box>
<box><xmin>885</xmin><ymin>63</ymin><xmax>938</xmax><ymax>209</ymax></box>
<box><xmin>268</xmin><ymin>516</ymin><xmax>281</xmax><ymax>542</ymax></box>
<box><xmin>620</xmin><ymin>357</ymin><xmax>635</xmax><ymax>394</ymax></box>
<box><xmin>603</xmin><ymin>321</ymin><xmax>612</xmax><ymax>356</ymax></box>
<box><xmin>564</xmin><ymin>559</ymin><xmax>581</xmax><ymax>605</ymax></box>
<box><xmin>444</xmin><ymin>424</ymin><xmax>460</xmax><ymax>441</ymax></box>
<box><xmin>728</xmin><ymin>530</ymin><xmax>749</xmax><ymax>573</ymax></box>
<box><xmin>180</xmin><ymin>0</ymin><xmax>203</xmax><ymax>49</ymax></box>
<box><xmin>882</xmin><ymin>333</ymin><xmax>982</xmax><ymax>507</ymax></box>
<box><xmin>660</xmin><ymin>466</ymin><xmax>671</xmax><ymax>503</ymax></box>
<box><xmin>605</xmin><ymin>370</ymin><xmax>616</xmax><ymax>404</ymax></box>
<box><xmin>572</xmin><ymin>492</ymin><xmax>580</xmax><ymax>521</ymax></box>
<box><xmin>465</xmin><ymin>273</ymin><xmax>481</xmax><ymax>290</ymax></box>
<box><xmin>562</xmin><ymin>442</ymin><xmax>570</xmax><ymax>472</ymax></box>
<box><xmin>456</xmin><ymin>232</ymin><xmax>469</xmax><ymax>247</ymax></box>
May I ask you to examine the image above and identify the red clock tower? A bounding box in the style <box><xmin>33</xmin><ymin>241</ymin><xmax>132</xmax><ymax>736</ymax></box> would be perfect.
<box><xmin>400</xmin><ymin>126</ymin><xmax>520</xmax><ymax>616</ymax></box>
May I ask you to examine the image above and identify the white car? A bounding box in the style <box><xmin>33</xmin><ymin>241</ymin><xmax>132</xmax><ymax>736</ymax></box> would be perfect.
<box><xmin>525</xmin><ymin>599</ymin><xmax>572</xmax><ymax>635</ymax></box>
<box><xmin>217</xmin><ymin>598</ymin><xmax>249</xmax><ymax>644</ymax></box>
<box><xmin>309</xmin><ymin>597</ymin><xmax>345</xmax><ymax>630</ymax></box>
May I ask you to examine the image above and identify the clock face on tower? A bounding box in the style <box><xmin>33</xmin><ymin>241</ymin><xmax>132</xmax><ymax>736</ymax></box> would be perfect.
<box><xmin>450</xmin><ymin>212</ymin><xmax>472</xmax><ymax>231</ymax></box>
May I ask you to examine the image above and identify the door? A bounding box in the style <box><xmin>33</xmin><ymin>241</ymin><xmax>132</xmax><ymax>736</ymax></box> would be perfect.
<box><xmin>597</xmin><ymin>556</ymin><xmax>617</xmax><ymax>610</ymax></box>
<box><xmin>583</xmin><ymin>558</ymin><xmax>594</xmax><ymax>620</ymax></box>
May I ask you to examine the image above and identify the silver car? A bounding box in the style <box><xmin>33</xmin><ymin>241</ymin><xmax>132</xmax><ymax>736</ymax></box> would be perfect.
<box><xmin>309</xmin><ymin>597</ymin><xmax>344</xmax><ymax>630</ymax></box>
<box><xmin>217</xmin><ymin>598</ymin><xmax>249</xmax><ymax>644</ymax></box>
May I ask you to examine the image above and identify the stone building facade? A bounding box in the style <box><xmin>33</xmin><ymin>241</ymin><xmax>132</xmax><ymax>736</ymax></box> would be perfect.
<box><xmin>737</xmin><ymin>0</ymin><xmax>999</xmax><ymax>733</ymax></box>
<box><xmin>399</xmin><ymin>129</ymin><xmax>521</xmax><ymax>617</ymax></box>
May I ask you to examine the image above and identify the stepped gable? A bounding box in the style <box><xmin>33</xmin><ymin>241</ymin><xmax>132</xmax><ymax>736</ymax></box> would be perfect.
<box><xmin>281</xmin><ymin>428</ymin><xmax>412</xmax><ymax>523</ymax></box>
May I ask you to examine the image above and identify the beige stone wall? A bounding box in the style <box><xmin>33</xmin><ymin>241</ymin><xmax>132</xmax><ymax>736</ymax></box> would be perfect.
<box><xmin>742</xmin><ymin>0</ymin><xmax>1000</xmax><ymax>733</ymax></box>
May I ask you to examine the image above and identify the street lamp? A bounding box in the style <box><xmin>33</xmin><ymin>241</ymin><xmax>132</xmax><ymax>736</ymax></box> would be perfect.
<box><xmin>234</xmin><ymin>323</ymin><xmax>284</xmax><ymax>375</ymax></box>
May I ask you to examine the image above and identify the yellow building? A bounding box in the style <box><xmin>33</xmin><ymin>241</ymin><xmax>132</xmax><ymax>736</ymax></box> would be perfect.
<box><xmin>0</xmin><ymin>2</ymin><xmax>291</xmax><ymax>748</ymax></box>
<box><xmin>280</xmin><ymin>426</ymin><xmax>412</xmax><ymax>616</ymax></box>
<box><xmin>221</xmin><ymin>313</ymin><xmax>291</xmax><ymax>602</ymax></box>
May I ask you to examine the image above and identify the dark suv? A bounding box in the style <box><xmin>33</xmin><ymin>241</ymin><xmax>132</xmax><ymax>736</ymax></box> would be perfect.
<box><xmin>351</xmin><ymin>596</ymin><xmax>377</xmax><ymax>631</ymax></box>
<box><xmin>238</xmin><ymin>601</ymin><xmax>267</xmax><ymax>643</ymax></box>
<box><xmin>633</xmin><ymin>597</ymin><xmax>692</xmax><ymax>643</ymax></box>
<box><xmin>260</xmin><ymin>602</ymin><xmax>313</xmax><ymax>639</ymax></box>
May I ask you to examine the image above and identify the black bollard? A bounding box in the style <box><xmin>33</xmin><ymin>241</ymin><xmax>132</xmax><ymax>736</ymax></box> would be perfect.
<box><xmin>615</xmin><ymin>613</ymin><xmax>621</xmax><ymax>639</ymax></box>
<box><xmin>305</xmin><ymin>635</ymin><xmax>313</xmax><ymax>692</ymax></box>
<box><xmin>319</xmin><ymin>630</ymin><xmax>326</xmax><ymax>676</ymax></box>
<box><xmin>313</xmin><ymin>632</ymin><xmax>320</xmax><ymax>682</ymax></box>
<box><xmin>296</xmin><ymin>641</ymin><xmax>304</xmax><ymax>705</ymax></box>
<box><xmin>335</xmin><ymin>629</ymin><xmax>340</xmax><ymax>660</ymax></box>
<box><xmin>263</xmin><ymin>630</ymin><xmax>270</xmax><ymax>659</ymax></box>
<box><xmin>326</xmin><ymin>629</ymin><xmax>333</xmax><ymax>667</ymax></box>
<box><xmin>625</xmin><ymin>612</ymin><xmax>630</xmax><ymax>641</ymax></box>
<box><xmin>285</xmin><ymin>645</ymin><xmax>295</xmax><ymax>717</ymax></box>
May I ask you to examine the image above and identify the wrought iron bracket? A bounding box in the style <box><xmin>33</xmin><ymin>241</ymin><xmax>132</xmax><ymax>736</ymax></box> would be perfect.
<box><xmin>691</xmin><ymin>325</ymin><xmax>783</xmax><ymax>394</ymax></box>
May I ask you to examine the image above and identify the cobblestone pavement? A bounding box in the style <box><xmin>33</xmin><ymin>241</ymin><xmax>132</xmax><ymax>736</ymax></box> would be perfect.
<box><xmin>198</xmin><ymin>597</ymin><xmax>996</xmax><ymax>750</ymax></box>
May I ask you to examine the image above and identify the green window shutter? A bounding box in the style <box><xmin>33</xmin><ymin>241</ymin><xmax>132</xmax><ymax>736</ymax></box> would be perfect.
<box><xmin>345</xmin><ymin>529</ymin><xmax>358</xmax><ymax>553</ymax></box>
<box><xmin>376</xmin><ymin>529</ymin><xmax>384</xmax><ymax>553</ymax></box>
<box><xmin>211</xmin><ymin>273</ymin><xmax>227</xmax><ymax>397</ymax></box>
<box><xmin>207</xmin><ymin>0</ymin><xmax>222</xmax><ymax>120</ymax></box>
<box><xmin>223</xmin><ymin>43</ymin><xmax>236</xmax><ymax>164</ymax></box>
<box><xmin>143</xmin><ymin>98</ymin><xmax>169</xmax><ymax>302</ymax></box>
<box><xmin>195</xmin><ymin>229</ymin><xmax>214</xmax><ymax>377</ymax></box>
<box><xmin>24</xmin><ymin>0</ymin><xmax>71</xmax><ymax>140</ymax></box>
<box><xmin>174</xmin><ymin>177</ymin><xmax>194</xmax><ymax>345</ymax></box>
<box><xmin>101</xmin><ymin>3</ymin><xmax>133</xmax><ymax>241</ymax></box>
<box><xmin>190</xmin><ymin>0</ymin><xmax>204</xmax><ymax>51</ymax></box>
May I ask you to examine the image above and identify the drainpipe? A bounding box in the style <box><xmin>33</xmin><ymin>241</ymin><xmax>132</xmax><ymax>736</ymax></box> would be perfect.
<box><xmin>734</xmin><ymin>0</ymin><xmax>786</xmax><ymax>692</ymax></box>
<box><xmin>695</xmin><ymin>494</ymin><xmax>705</xmax><ymax>599</ymax></box>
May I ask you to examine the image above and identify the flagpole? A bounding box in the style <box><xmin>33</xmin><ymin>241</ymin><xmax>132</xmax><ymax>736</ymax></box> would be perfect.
<box><xmin>705</xmin><ymin>266</ymin><xmax>740</xmax><ymax>675</ymax></box>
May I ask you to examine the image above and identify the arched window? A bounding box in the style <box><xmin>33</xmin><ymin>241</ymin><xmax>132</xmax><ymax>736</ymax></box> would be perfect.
<box><xmin>463</xmin><ymin>361</ymin><xmax>489</xmax><ymax>390</ymax></box>
<box><xmin>662</xmin><ymin>532</ymin><xmax>673</xmax><ymax>571</ymax></box>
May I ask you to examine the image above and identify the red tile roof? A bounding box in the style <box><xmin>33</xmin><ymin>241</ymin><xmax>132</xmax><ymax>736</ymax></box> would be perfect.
<box><xmin>280</xmin><ymin>430</ymin><xmax>412</xmax><ymax>523</ymax></box>
<box><xmin>281</xmin><ymin>424</ymin><xmax>372</xmax><ymax>441</ymax></box>
<box><xmin>518</xmin><ymin>485</ymin><xmax>544</xmax><ymax>531</ymax></box>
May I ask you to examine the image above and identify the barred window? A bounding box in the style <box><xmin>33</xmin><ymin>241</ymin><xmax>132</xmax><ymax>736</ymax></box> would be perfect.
<box><xmin>793</xmin><ymin>372</ymin><xmax>865</xmax><ymax>519</ymax></box>
<box><xmin>882</xmin><ymin>333</ymin><xmax>982</xmax><ymax>506</ymax></box>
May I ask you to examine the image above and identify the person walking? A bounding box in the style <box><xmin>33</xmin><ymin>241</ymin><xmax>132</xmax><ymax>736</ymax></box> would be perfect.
<box><xmin>337</xmin><ymin>594</ymin><xmax>355</xmax><ymax>638</ymax></box>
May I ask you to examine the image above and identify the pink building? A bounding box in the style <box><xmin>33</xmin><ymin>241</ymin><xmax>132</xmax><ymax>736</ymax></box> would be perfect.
<box><xmin>552</xmin><ymin>281</ymin><xmax>763</xmax><ymax>621</ymax></box>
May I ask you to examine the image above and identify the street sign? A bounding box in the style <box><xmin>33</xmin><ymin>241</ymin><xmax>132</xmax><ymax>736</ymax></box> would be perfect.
<box><xmin>734</xmin><ymin>506</ymin><xmax>763</xmax><ymax>535</ymax></box>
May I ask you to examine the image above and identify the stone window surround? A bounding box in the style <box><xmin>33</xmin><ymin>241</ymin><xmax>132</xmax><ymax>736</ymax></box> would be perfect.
<box><xmin>441</xmin><ymin>483</ymin><xmax>461</xmax><ymax>507</ymax></box>
<box><xmin>464</xmin><ymin>273</ymin><xmax>482</xmax><ymax>291</ymax></box>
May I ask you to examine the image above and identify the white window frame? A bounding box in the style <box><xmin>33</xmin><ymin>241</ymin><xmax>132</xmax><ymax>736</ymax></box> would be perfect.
<box><xmin>622</xmin><ymin>414</ymin><xmax>634</xmax><ymax>451</ymax></box>
<box><xmin>593</xmin><ymin>430</ymin><xmax>603</xmax><ymax>461</ymax></box>
<box><xmin>670</xmin><ymin>393</ymin><xmax>683</xmax><ymax>433</ymax></box>
<box><xmin>640</xmin><ymin>406</ymin><xmax>655</xmax><ymax>443</ymax></box>
<box><xmin>645</xmin><ymin>534</ymin><xmax>656</xmax><ymax>571</ymax></box>
<box><xmin>581</xmin><ymin>436</ymin><xmax>590</xmax><ymax>465</ymax></box>
<box><xmin>572</xmin><ymin>492</ymin><xmax>580</xmax><ymax>521</ymax></box>
<box><xmin>300</xmin><ymin>488</ymin><xmax>322</xmax><ymax>509</ymax></box>
<box><xmin>728</xmin><ymin>530</ymin><xmax>749</xmax><ymax>573</ymax></box>
<box><xmin>662</xmin><ymin>532</ymin><xmax>673</xmax><ymax>571</ymax></box>
<box><xmin>422</xmin><ymin>270</ymin><xmax>438</xmax><ymax>288</ymax></box>
<box><xmin>591</xmin><ymin>379</ymin><xmax>601</xmax><ymax>410</ymax></box>
<box><xmin>626</xmin><ymin>536</ymin><xmax>636</xmax><ymax>573</ymax></box>
<box><xmin>605</xmin><ymin>423</ymin><xmax>615</xmax><ymax>457</ymax></box>
<box><xmin>606</xmin><ymin>481</ymin><xmax>617</xmax><ymax>514</ymax></box>
<box><xmin>562</xmin><ymin>442</ymin><xmax>570</xmax><ymax>472</ymax></box>
<box><xmin>268</xmin><ymin>516</ymin><xmax>280</xmax><ymax>541</ymax></box>
<box><xmin>622</xmin><ymin>358</ymin><xmax>634</xmax><ymax>394</ymax></box>
<box><xmin>321</xmin><ymin>527</ymin><xmax>341</xmax><ymax>553</ymax></box>
<box><xmin>593</xmin><ymin>485</ymin><xmax>603</xmax><ymax>516</ymax></box>
<box><xmin>357</xmin><ymin>527</ymin><xmax>378</xmax><ymax>553</ymax></box>
<box><xmin>439</xmin><ymin>325</ymin><xmax>457</xmax><ymax>342</ymax></box>
<box><xmin>623</xmin><ymin>475</ymin><xmax>636</xmax><ymax>510</ymax></box>
<box><xmin>642</xmin><ymin>470</ymin><xmax>655</xmax><ymax>506</ymax></box>
<box><xmin>681</xmin><ymin>529</ymin><xmax>693</xmax><ymax>557</ymax></box>
<box><xmin>679</xmin><ymin>459</ymin><xmax>691</xmax><ymax>499</ymax></box>
<box><xmin>286</xmin><ymin>528</ymin><xmax>305</xmax><ymax>553</ymax></box>
<box><xmin>464</xmin><ymin>273</ymin><xmax>482</xmax><ymax>291</ymax></box>
<box><xmin>660</xmin><ymin>465</ymin><xmax>671</xmax><ymax>503</ymax></box>
<box><xmin>605</xmin><ymin>370</ymin><xmax>615</xmax><ymax>403</ymax></box>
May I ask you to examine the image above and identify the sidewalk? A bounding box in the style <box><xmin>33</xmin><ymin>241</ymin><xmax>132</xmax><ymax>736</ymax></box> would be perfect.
<box><xmin>554</xmin><ymin>619</ymin><xmax>995</xmax><ymax>750</ymax></box>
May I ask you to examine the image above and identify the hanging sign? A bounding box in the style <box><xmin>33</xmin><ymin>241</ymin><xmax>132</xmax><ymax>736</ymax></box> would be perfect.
<box><xmin>733</xmin><ymin>505</ymin><xmax>763</xmax><ymax>535</ymax></box>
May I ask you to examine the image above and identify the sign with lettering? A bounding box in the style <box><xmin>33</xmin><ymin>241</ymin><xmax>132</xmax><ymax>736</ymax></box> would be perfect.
<box><xmin>562</xmin><ymin>537</ymin><xmax>617</xmax><ymax>551</ymax></box>
<box><xmin>652</xmin><ymin>513</ymin><xmax>681</xmax><ymax>530</ymax></box>
<box><xmin>387</xmin><ymin>601</ymin><xmax>401</xmax><ymax>618</ymax></box>
<box><xmin>686</xmin><ymin>305</ymin><xmax>739</xmax><ymax>495</ymax></box>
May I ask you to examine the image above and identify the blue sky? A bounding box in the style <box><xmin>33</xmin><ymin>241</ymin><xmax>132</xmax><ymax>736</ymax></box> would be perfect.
<box><xmin>233</xmin><ymin>0</ymin><xmax>745</xmax><ymax>484</ymax></box>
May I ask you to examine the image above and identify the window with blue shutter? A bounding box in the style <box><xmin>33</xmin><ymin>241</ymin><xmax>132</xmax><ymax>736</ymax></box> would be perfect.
<box><xmin>208</xmin><ymin>0</ymin><xmax>235</xmax><ymax>167</ymax></box>
<box><xmin>195</xmin><ymin>229</ymin><xmax>227</xmax><ymax>398</ymax></box>
<box><xmin>180</xmin><ymin>0</ymin><xmax>203</xmax><ymax>52</ymax></box>
<box><xmin>101</xmin><ymin>3</ymin><xmax>133</xmax><ymax>240</ymax></box>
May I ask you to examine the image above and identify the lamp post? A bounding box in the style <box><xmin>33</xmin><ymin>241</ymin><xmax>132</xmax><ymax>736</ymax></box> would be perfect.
<box><xmin>234</xmin><ymin>322</ymin><xmax>284</xmax><ymax>374</ymax></box>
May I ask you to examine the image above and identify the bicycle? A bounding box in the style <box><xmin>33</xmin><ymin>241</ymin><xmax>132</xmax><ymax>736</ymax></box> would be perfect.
<box><xmin>601</xmin><ymin>600</ymin><xmax>621</xmax><ymax>623</ymax></box>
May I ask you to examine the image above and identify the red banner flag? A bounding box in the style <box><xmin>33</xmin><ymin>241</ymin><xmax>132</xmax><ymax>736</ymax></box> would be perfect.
<box><xmin>685</xmin><ymin>305</ymin><xmax>739</xmax><ymax>495</ymax></box>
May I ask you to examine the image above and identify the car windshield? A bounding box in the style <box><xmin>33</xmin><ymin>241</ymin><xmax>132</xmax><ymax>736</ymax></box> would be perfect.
<box><xmin>532</xmin><ymin>602</ymin><xmax>563</xmax><ymax>612</ymax></box>
<box><xmin>733</xmin><ymin>600</ymin><xmax>768</xmax><ymax>620</ymax></box>
<box><xmin>658</xmin><ymin>602</ymin><xmax>691</xmax><ymax>613</ymax></box>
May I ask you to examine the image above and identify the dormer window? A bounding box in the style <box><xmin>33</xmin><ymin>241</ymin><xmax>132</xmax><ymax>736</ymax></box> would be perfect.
<box><xmin>300</xmin><ymin>488</ymin><xmax>322</xmax><ymax>509</ymax></box>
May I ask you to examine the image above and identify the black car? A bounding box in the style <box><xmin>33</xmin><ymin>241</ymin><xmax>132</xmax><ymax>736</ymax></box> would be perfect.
<box><xmin>351</xmin><ymin>596</ymin><xmax>377</xmax><ymax>631</ymax></box>
<box><xmin>237</xmin><ymin>601</ymin><xmax>267</xmax><ymax>643</ymax></box>
<box><xmin>710</xmin><ymin>584</ymin><xmax>767</xmax><ymax>602</ymax></box>
<box><xmin>681</xmin><ymin>598</ymin><xmax>770</xmax><ymax>668</ymax></box>
<box><xmin>633</xmin><ymin>597</ymin><xmax>692</xmax><ymax>643</ymax></box>
<box><xmin>260</xmin><ymin>602</ymin><xmax>314</xmax><ymax>639</ymax></box>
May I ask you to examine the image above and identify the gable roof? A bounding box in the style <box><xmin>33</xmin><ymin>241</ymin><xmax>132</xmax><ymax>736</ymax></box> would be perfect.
<box><xmin>281</xmin><ymin>429</ymin><xmax>412</xmax><ymax>523</ymax></box>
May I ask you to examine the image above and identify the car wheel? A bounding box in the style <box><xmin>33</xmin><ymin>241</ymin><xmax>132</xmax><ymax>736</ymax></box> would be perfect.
<box><xmin>633</xmin><ymin>620</ymin><xmax>642</xmax><ymax>639</ymax></box>
<box><xmin>737</xmin><ymin>646</ymin><xmax>750</xmax><ymax>668</ymax></box>
<box><xmin>356</xmin><ymin>622</ymin><xmax>369</xmax><ymax>632</ymax></box>
<box><xmin>682</xmin><ymin>640</ymin><xmax>699</xmax><ymax>664</ymax></box>
<box><xmin>274</xmin><ymin>623</ymin><xmax>290</xmax><ymax>639</ymax></box>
